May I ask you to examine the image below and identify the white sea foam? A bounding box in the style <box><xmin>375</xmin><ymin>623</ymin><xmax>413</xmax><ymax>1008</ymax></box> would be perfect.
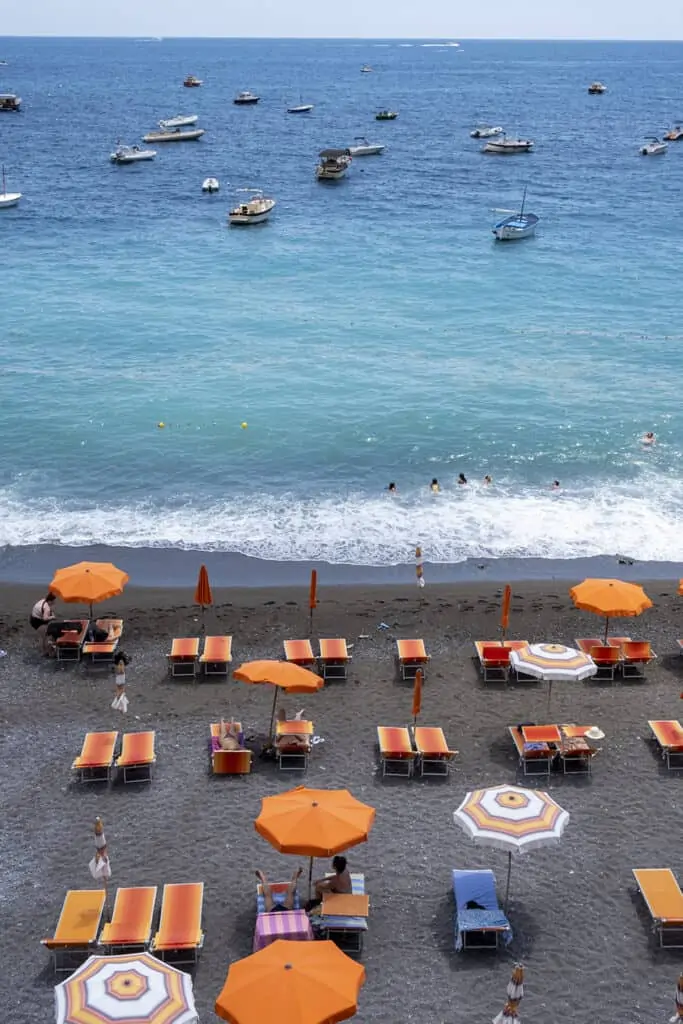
<box><xmin>2</xmin><ymin>475</ymin><xmax>683</xmax><ymax>565</ymax></box>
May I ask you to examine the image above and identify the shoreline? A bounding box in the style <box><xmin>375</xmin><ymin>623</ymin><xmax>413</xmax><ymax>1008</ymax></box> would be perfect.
<box><xmin>1</xmin><ymin>543</ymin><xmax>683</xmax><ymax>589</ymax></box>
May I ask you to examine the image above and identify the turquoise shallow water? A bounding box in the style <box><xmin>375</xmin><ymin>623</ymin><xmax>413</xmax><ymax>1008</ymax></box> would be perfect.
<box><xmin>2</xmin><ymin>37</ymin><xmax>683</xmax><ymax>565</ymax></box>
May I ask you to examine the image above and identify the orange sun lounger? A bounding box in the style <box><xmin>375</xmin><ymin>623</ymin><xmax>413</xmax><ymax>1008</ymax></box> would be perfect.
<box><xmin>41</xmin><ymin>889</ymin><xmax>107</xmax><ymax>972</ymax></box>
<box><xmin>55</xmin><ymin>619</ymin><xmax>89</xmax><ymax>663</ymax></box>
<box><xmin>275</xmin><ymin>718</ymin><xmax>313</xmax><ymax>772</ymax></box>
<box><xmin>210</xmin><ymin>721</ymin><xmax>252</xmax><ymax>775</ymax></box>
<box><xmin>508</xmin><ymin>725</ymin><xmax>555</xmax><ymax>777</ymax></box>
<box><xmin>167</xmin><ymin>637</ymin><xmax>200</xmax><ymax>678</ymax></box>
<box><xmin>72</xmin><ymin>731</ymin><xmax>118</xmax><ymax>783</ymax></box>
<box><xmin>283</xmin><ymin>639</ymin><xmax>317</xmax><ymax>668</ymax></box>
<box><xmin>396</xmin><ymin>639</ymin><xmax>430</xmax><ymax>681</ymax></box>
<box><xmin>318</xmin><ymin>638</ymin><xmax>351</xmax><ymax>681</ymax></box>
<box><xmin>377</xmin><ymin>726</ymin><xmax>415</xmax><ymax>777</ymax></box>
<box><xmin>621</xmin><ymin>641</ymin><xmax>656</xmax><ymax>679</ymax></box>
<box><xmin>151</xmin><ymin>882</ymin><xmax>205</xmax><ymax>963</ymax></box>
<box><xmin>116</xmin><ymin>731</ymin><xmax>156</xmax><ymax>783</ymax></box>
<box><xmin>474</xmin><ymin>641</ymin><xmax>529</xmax><ymax>683</ymax></box>
<box><xmin>584</xmin><ymin>644</ymin><xmax>622</xmax><ymax>682</ymax></box>
<box><xmin>83</xmin><ymin>618</ymin><xmax>124</xmax><ymax>666</ymax></box>
<box><xmin>99</xmin><ymin>886</ymin><xmax>158</xmax><ymax>952</ymax></box>
<box><xmin>412</xmin><ymin>726</ymin><xmax>457</xmax><ymax>777</ymax></box>
<box><xmin>648</xmin><ymin>720</ymin><xmax>683</xmax><ymax>770</ymax></box>
<box><xmin>199</xmin><ymin>635</ymin><xmax>233</xmax><ymax>676</ymax></box>
<box><xmin>633</xmin><ymin>868</ymin><xmax>683</xmax><ymax>947</ymax></box>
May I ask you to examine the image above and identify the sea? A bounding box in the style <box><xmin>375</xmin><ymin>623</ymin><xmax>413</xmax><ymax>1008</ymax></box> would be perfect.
<box><xmin>2</xmin><ymin>37</ymin><xmax>683</xmax><ymax>585</ymax></box>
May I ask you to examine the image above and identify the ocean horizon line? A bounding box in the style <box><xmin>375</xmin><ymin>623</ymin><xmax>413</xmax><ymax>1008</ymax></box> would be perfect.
<box><xmin>3</xmin><ymin>34</ymin><xmax>683</xmax><ymax>42</ymax></box>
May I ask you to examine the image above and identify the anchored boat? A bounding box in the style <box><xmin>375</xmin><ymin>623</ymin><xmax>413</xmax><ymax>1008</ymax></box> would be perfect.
<box><xmin>316</xmin><ymin>149</ymin><xmax>352</xmax><ymax>180</ymax></box>
<box><xmin>142</xmin><ymin>127</ymin><xmax>205</xmax><ymax>143</ymax></box>
<box><xmin>159</xmin><ymin>114</ymin><xmax>198</xmax><ymax>130</ymax></box>
<box><xmin>0</xmin><ymin>165</ymin><xmax>21</xmax><ymax>208</ymax></box>
<box><xmin>110</xmin><ymin>144</ymin><xmax>157</xmax><ymax>164</ymax></box>
<box><xmin>492</xmin><ymin>188</ymin><xmax>538</xmax><ymax>241</ymax></box>
<box><xmin>228</xmin><ymin>189</ymin><xmax>276</xmax><ymax>225</ymax></box>
<box><xmin>348</xmin><ymin>137</ymin><xmax>385</xmax><ymax>156</ymax></box>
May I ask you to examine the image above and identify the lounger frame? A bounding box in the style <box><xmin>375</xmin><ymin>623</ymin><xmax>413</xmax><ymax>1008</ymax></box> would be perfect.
<box><xmin>508</xmin><ymin>726</ymin><xmax>554</xmax><ymax>777</ymax></box>
<box><xmin>396</xmin><ymin>639</ymin><xmax>430</xmax><ymax>682</ymax></box>
<box><xmin>41</xmin><ymin>890</ymin><xmax>107</xmax><ymax>973</ymax></box>
<box><xmin>152</xmin><ymin>882</ymin><xmax>205</xmax><ymax>964</ymax></box>
<box><xmin>633</xmin><ymin>868</ymin><xmax>683</xmax><ymax>948</ymax></box>
<box><xmin>317</xmin><ymin>873</ymin><xmax>367</xmax><ymax>955</ymax></box>
<box><xmin>117</xmin><ymin>732</ymin><xmax>156</xmax><ymax>784</ymax></box>
<box><xmin>413</xmin><ymin>726</ymin><xmax>455</xmax><ymax>777</ymax></box>
<box><xmin>72</xmin><ymin>732</ymin><xmax>118</xmax><ymax>783</ymax></box>
<box><xmin>55</xmin><ymin>620</ymin><xmax>89</xmax><ymax>664</ymax></box>
<box><xmin>648</xmin><ymin>720</ymin><xmax>683</xmax><ymax>770</ymax></box>
<box><xmin>377</xmin><ymin>727</ymin><xmax>414</xmax><ymax>777</ymax></box>
<box><xmin>167</xmin><ymin>638</ymin><xmax>200</xmax><ymax>679</ymax></box>
<box><xmin>99</xmin><ymin>886</ymin><xmax>157</xmax><ymax>953</ymax></box>
<box><xmin>318</xmin><ymin>639</ymin><xmax>350</xmax><ymax>682</ymax></box>
<box><xmin>200</xmin><ymin>635</ymin><xmax>232</xmax><ymax>676</ymax></box>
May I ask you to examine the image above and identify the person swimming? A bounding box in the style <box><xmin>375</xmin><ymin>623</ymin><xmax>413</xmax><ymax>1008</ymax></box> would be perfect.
<box><xmin>551</xmin><ymin>480</ymin><xmax>561</xmax><ymax>491</ymax></box>
<box><xmin>387</xmin><ymin>482</ymin><xmax>397</xmax><ymax>493</ymax></box>
<box><xmin>483</xmin><ymin>474</ymin><xmax>492</xmax><ymax>486</ymax></box>
<box><xmin>430</xmin><ymin>478</ymin><xmax>440</xmax><ymax>493</ymax></box>
<box><xmin>641</xmin><ymin>431</ymin><xmax>656</xmax><ymax>446</ymax></box>
<box><xmin>458</xmin><ymin>473</ymin><xmax>467</xmax><ymax>486</ymax></box>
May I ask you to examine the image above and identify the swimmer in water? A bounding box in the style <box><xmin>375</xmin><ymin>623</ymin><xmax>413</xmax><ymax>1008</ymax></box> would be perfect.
<box><xmin>387</xmin><ymin>482</ymin><xmax>397</xmax><ymax>494</ymax></box>
<box><xmin>551</xmin><ymin>480</ymin><xmax>561</xmax><ymax>491</ymax></box>
<box><xmin>483</xmin><ymin>474</ymin><xmax>493</xmax><ymax>486</ymax></box>
<box><xmin>458</xmin><ymin>473</ymin><xmax>468</xmax><ymax>486</ymax></box>
<box><xmin>642</xmin><ymin>431</ymin><xmax>656</xmax><ymax>446</ymax></box>
<box><xmin>430</xmin><ymin>478</ymin><xmax>440</xmax><ymax>494</ymax></box>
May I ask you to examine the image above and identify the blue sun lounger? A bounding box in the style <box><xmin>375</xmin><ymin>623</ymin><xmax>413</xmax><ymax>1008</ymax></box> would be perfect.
<box><xmin>452</xmin><ymin>869</ymin><xmax>512</xmax><ymax>951</ymax></box>
<box><xmin>316</xmin><ymin>873</ymin><xmax>368</xmax><ymax>955</ymax></box>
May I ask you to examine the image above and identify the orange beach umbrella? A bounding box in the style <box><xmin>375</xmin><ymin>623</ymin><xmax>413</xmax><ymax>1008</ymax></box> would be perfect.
<box><xmin>412</xmin><ymin>668</ymin><xmax>423</xmax><ymax>724</ymax></box>
<box><xmin>501</xmin><ymin>584</ymin><xmax>512</xmax><ymax>638</ymax></box>
<box><xmin>309</xmin><ymin>569</ymin><xmax>318</xmax><ymax>632</ymax></box>
<box><xmin>50</xmin><ymin>561</ymin><xmax>129</xmax><ymax>617</ymax></box>
<box><xmin>569</xmin><ymin>578</ymin><xmax>652</xmax><ymax>642</ymax></box>
<box><xmin>215</xmin><ymin>939</ymin><xmax>365</xmax><ymax>1024</ymax></box>
<box><xmin>194</xmin><ymin>564</ymin><xmax>213</xmax><ymax>608</ymax></box>
<box><xmin>234</xmin><ymin>660</ymin><xmax>324</xmax><ymax>734</ymax></box>
<box><xmin>678</xmin><ymin>580</ymin><xmax>683</xmax><ymax>597</ymax></box>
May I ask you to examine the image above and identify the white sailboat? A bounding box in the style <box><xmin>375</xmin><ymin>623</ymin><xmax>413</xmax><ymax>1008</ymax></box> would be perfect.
<box><xmin>492</xmin><ymin>187</ymin><xmax>538</xmax><ymax>241</ymax></box>
<box><xmin>0</xmin><ymin>165</ymin><xmax>21</xmax><ymax>208</ymax></box>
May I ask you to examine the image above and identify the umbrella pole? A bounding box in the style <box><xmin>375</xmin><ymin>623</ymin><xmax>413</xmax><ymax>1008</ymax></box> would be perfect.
<box><xmin>268</xmin><ymin>686</ymin><xmax>279</xmax><ymax>738</ymax></box>
<box><xmin>504</xmin><ymin>851</ymin><xmax>512</xmax><ymax>910</ymax></box>
<box><xmin>308</xmin><ymin>856</ymin><xmax>314</xmax><ymax>902</ymax></box>
<box><xmin>603</xmin><ymin>615</ymin><xmax>609</xmax><ymax>644</ymax></box>
<box><xmin>547</xmin><ymin>679</ymin><xmax>552</xmax><ymax>712</ymax></box>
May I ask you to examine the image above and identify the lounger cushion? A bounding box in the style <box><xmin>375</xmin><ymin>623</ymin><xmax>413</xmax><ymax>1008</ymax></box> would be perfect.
<box><xmin>452</xmin><ymin>869</ymin><xmax>512</xmax><ymax>950</ymax></box>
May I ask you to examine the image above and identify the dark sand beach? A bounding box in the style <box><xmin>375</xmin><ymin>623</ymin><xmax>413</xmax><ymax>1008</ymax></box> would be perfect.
<box><xmin>1</xmin><ymin>578</ymin><xmax>682</xmax><ymax>1023</ymax></box>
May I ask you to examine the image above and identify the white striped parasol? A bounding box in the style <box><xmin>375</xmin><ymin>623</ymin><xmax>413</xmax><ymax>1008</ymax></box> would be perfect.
<box><xmin>509</xmin><ymin>643</ymin><xmax>596</xmax><ymax>707</ymax></box>
<box><xmin>670</xmin><ymin>972</ymin><xmax>683</xmax><ymax>1023</ymax></box>
<box><xmin>415</xmin><ymin>545</ymin><xmax>425</xmax><ymax>588</ymax></box>
<box><xmin>493</xmin><ymin>962</ymin><xmax>525</xmax><ymax>1024</ymax></box>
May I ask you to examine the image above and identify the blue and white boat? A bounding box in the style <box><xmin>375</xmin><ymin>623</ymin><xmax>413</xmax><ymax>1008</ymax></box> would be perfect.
<box><xmin>492</xmin><ymin>188</ymin><xmax>538</xmax><ymax>241</ymax></box>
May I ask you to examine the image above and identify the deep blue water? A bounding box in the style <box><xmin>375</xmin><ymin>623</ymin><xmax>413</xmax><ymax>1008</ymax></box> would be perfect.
<box><xmin>2</xmin><ymin>37</ymin><xmax>683</xmax><ymax>565</ymax></box>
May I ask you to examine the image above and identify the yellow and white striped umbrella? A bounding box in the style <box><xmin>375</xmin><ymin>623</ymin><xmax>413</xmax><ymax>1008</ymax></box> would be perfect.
<box><xmin>55</xmin><ymin>953</ymin><xmax>197</xmax><ymax>1024</ymax></box>
<box><xmin>671</xmin><ymin>972</ymin><xmax>683</xmax><ymax>1023</ymax></box>
<box><xmin>493</xmin><ymin>963</ymin><xmax>525</xmax><ymax>1024</ymax></box>
<box><xmin>454</xmin><ymin>785</ymin><xmax>569</xmax><ymax>906</ymax></box>
<box><xmin>509</xmin><ymin>643</ymin><xmax>596</xmax><ymax>681</ymax></box>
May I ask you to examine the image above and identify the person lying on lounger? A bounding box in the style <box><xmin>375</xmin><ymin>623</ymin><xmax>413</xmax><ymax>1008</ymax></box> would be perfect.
<box><xmin>273</xmin><ymin>707</ymin><xmax>309</xmax><ymax>748</ymax></box>
<box><xmin>218</xmin><ymin>720</ymin><xmax>242</xmax><ymax>751</ymax></box>
<box><xmin>256</xmin><ymin>866</ymin><xmax>302</xmax><ymax>912</ymax></box>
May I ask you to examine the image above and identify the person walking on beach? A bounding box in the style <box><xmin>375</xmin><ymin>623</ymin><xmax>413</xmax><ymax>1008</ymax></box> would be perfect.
<box><xmin>30</xmin><ymin>591</ymin><xmax>56</xmax><ymax>654</ymax></box>
<box><xmin>430</xmin><ymin>478</ymin><xmax>440</xmax><ymax>493</ymax></box>
<box><xmin>111</xmin><ymin>651</ymin><xmax>130</xmax><ymax>713</ymax></box>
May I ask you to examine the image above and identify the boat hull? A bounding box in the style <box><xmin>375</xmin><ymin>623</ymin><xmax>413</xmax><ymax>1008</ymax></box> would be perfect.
<box><xmin>110</xmin><ymin>150</ymin><xmax>156</xmax><ymax>163</ymax></box>
<box><xmin>234</xmin><ymin>97</ymin><xmax>259</xmax><ymax>105</ymax></box>
<box><xmin>159</xmin><ymin>115</ymin><xmax>198</xmax><ymax>129</ymax></box>
<box><xmin>348</xmin><ymin>144</ymin><xmax>385</xmax><ymax>156</ymax></box>
<box><xmin>316</xmin><ymin>166</ymin><xmax>348</xmax><ymax>180</ymax></box>
<box><xmin>143</xmin><ymin>129</ymin><xmax>205</xmax><ymax>142</ymax></box>
<box><xmin>641</xmin><ymin>144</ymin><xmax>667</xmax><ymax>155</ymax></box>
<box><xmin>287</xmin><ymin>105</ymin><xmax>314</xmax><ymax>113</ymax></box>
<box><xmin>493</xmin><ymin>213</ymin><xmax>538</xmax><ymax>240</ymax></box>
<box><xmin>484</xmin><ymin>141</ymin><xmax>533</xmax><ymax>154</ymax></box>
<box><xmin>0</xmin><ymin>193</ymin><xmax>21</xmax><ymax>208</ymax></box>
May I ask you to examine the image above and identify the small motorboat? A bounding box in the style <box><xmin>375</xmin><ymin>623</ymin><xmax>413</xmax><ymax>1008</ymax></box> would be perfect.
<box><xmin>159</xmin><ymin>114</ymin><xmax>198</xmax><ymax>130</ymax></box>
<box><xmin>348</xmin><ymin>137</ymin><xmax>385</xmax><ymax>156</ymax></box>
<box><xmin>360</xmin><ymin>65</ymin><xmax>373</xmax><ymax>73</ymax></box>
<box><xmin>492</xmin><ymin>188</ymin><xmax>538</xmax><ymax>241</ymax></box>
<box><xmin>142</xmin><ymin>127</ymin><xmax>205</xmax><ymax>143</ymax></box>
<box><xmin>287</xmin><ymin>103</ymin><xmax>314</xmax><ymax>113</ymax></box>
<box><xmin>664</xmin><ymin>126</ymin><xmax>683</xmax><ymax>141</ymax></box>
<box><xmin>588</xmin><ymin>82</ymin><xmax>607</xmax><ymax>94</ymax></box>
<box><xmin>183</xmin><ymin>75</ymin><xmax>202</xmax><ymax>87</ymax></box>
<box><xmin>315</xmin><ymin>149</ymin><xmax>352</xmax><ymax>180</ymax></box>
<box><xmin>641</xmin><ymin>137</ymin><xmax>668</xmax><ymax>155</ymax></box>
<box><xmin>0</xmin><ymin>165</ymin><xmax>21</xmax><ymax>208</ymax></box>
<box><xmin>234</xmin><ymin>91</ymin><xmax>259</xmax><ymax>105</ymax></box>
<box><xmin>484</xmin><ymin>136</ymin><xmax>534</xmax><ymax>154</ymax></box>
<box><xmin>228</xmin><ymin>189</ymin><xmax>276</xmax><ymax>225</ymax></box>
<box><xmin>470</xmin><ymin>125</ymin><xmax>503</xmax><ymax>138</ymax></box>
<box><xmin>202</xmin><ymin>177</ymin><xmax>220</xmax><ymax>193</ymax></box>
<box><xmin>110</xmin><ymin>143</ymin><xmax>157</xmax><ymax>164</ymax></box>
<box><xmin>0</xmin><ymin>93</ymin><xmax>21</xmax><ymax>111</ymax></box>
<box><xmin>375</xmin><ymin>110</ymin><xmax>398</xmax><ymax>121</ymax></box>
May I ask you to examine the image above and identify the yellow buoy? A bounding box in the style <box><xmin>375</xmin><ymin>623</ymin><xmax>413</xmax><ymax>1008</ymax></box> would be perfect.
<box><xmin>157</xmin><ymin>422</ymin><xmax>166</xmax><ymax>428</ymax></box>
<box><xmin>240</xmin><ymin>422</ymin><xmax>248</xmax><ymax>429</ymax></box>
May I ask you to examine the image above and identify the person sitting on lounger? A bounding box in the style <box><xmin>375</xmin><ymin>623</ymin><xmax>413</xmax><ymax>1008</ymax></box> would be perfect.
<box><xmin>219</xmin><ymin>720</ymin><xmax>242</xmax><ymax>751</ymax></box>
<box><xmin>313</xmin><ymin>855</ymin><xmax>352</xmax><ymax>901</ymax></box>
<box><xmin>256</xmin><ymin>866</ymin><xmax>302</xmax><ymax>912</ymax></box>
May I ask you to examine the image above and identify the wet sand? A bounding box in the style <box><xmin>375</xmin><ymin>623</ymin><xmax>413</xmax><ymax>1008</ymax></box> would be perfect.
<box><xmin>1</xmin><ymin>579</ymin><xmax>682</xmax><ymax>1023</ymax></box>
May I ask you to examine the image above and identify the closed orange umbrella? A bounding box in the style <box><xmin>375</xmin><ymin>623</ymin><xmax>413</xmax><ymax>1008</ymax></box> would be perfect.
<box><xmin>50</xmin><ymin>561</ymin><xmax>129</xmax><ymax>618</ymax></box>
<box><xmin>234</xmin><ymin>661</ymin><xmax>324</xmax><ymax>733</ymax></box>
<box><xmin>194</xmin><ymin>564</ymin><xmax>213</xmax><ymax>607</ymax></box>
<box><xmin>678</xmin><ymin>580</ymin><xmax>683</xmax><ymax>597</ymax></box>
<box><xmin>412</xmin><ymin>668</ymin><xmax>423</xmax><ymax>724</ymax></box>
<box><xmin>309</xmin><ymin>570</ymin><xmax>317</xmax><ymax>631</ymax></box>
<box><xmin>255</xmin><ymin>786</ymin><xmax>375</xmax><ymax>896</ymax></box>
<box><xmin>569</xmin><ymin>578</ymin><xmax>653</xmax><ymax>642</ymax></box>
<box><xmin>501</xmin><ymin>584</ymin><xmax>512</xmax><ymax>638</ymax></box>
<box><xmin>215</xmin><ymin>939</ymin><xmax>365</xmax><ymax>1024</ymax></box>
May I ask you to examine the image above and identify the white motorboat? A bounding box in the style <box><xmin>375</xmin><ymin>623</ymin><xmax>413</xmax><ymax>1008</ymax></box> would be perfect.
<box><xmin>234</xmin><ymin>91</ymin><xmax>259</xmax><ymax>105</ymax></box>
<box><xmin>588</xmin><ymin>81</ymin><xmax>607</xmax><ymax>94</ymax></box>
<box><xmin>664</xmin><ymin>126</ymin><xmax>683</xmax><ymax>141</ymax></box>
<box><xmin>316</xmin><ymin>149</ymin><xmax>352</xmax><ymax>180</ymax></box>
<box><xmin>159</xmin><ymin>114</ymin><xmax>198</xmax><ymax>130</ymax></box>
<box><xmin>228</xmin><ymin>189</ymin><xmax>276</xmax><ymax>225</ymax></box>
<box><xmin>110</xmin><ymin>143</ymin><xmax>157</xmax><ymax>164</ymax></box>
<box><xmin>0</xmin><ymin>93</ymin><xmax>21</xmax><ymax>111</ymax></box>
<box><xmin>142</xmin><ymin>127</ymin><xmax>205</xmax><ymax>143</ymax></box>
<box><xmin>492</xmin><ymin>188</ymin><xmax>538</xmax><ymax>241</ymax></box>
<box><xmin>348</xmin><ymin>137</ymin><xmax>385</xmax><ymax>156</ymax></box>
<box><xmin>287</xmin><ymin>101</ymin><xmax>314</xmax><ymax>113</ymax></box>
<box><xmin>641</xmin><ymin>137</ymin><xmax>668</xmax><ymax>156</ymax></box>
<box><xmin>183</xmin><ymin>75</ymin><xmax>202</xmax><ymax>87</ymax></box>
<box><xmin>0</xmin><ymin>165</ymin><xmax>21</xmax><ymax>208</ymax></box>
<box><xmin>470</xmin><ymin>125</ymin><xmax>503</xmax><ymax>138</ymax></box>
<box><xmin>202</xmin><ymin>177</ymin><xmax>220</xmax><ymax>193</ymax></box>
<box><xmin>484</xmin><ymin>136</ymin><xmax>534</xmax><ymax>154</ymax></box>
<box><xmin>360</xmin><ymin>65</ymin><xmax>373</xmax><ymax>73</ymax></box>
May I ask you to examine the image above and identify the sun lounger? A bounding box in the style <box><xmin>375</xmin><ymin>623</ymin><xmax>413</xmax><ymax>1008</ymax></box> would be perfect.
<box><xmin>508</xmin><ymin>725</ymin><xmax>555</xmax><ymax>777</ymax></box>
<box><xmin>475</xmin><ymin>641</ymin><xmax>510</xmax><ymax>682</ymax></box>
<box><xmin>396</xmin><ymin>638</ymin><xmax>430</xmax><ymax>682</ymax></box>
<box><xmin>72</xmin><ymin>731</ymin><xmax>118</xmax><ymax>783</ymax></box>
<box><xmin>622</xmin><ymin>641</ymin><xmax>656</xmax><ymax>679</ymax></box>
<box><xmin>41</xmin><ymin>889</ymin><xmax>107</xmax><ymax>972</ymax></box>
<box><xmin>116</xmin><ymin>731</ymin><xmax>156</xmax><ymax>783</ymax></box>
<box><xmin>584</xmin><ymin>644</ymin><xmax>621</xmax><ymax>681</ymax></box>
<box><xmin>151</xmin><ymin>882</ymin><xmax>204</xmax><ymax>963</ymax></box>
<box><xmin>167</xmin><ymin>637</ymin><xmax>199</xmax><ymax>678</ymax></box>
<box><xmin>632</xmin><ymin>868</ymin><xmax>683</xmax><ymax>947</ymax></box>
<box><xmin>82</xmin><ymin>618</ymin><xmax>124</xmax><ymax>666</ymax></box>
<box><xmin>317</xmin><ymin>873</ymin><xmax>368</xmax><ymax>954</ymax></box>
<box><xmin>648</xmin><ymin>720</ymin><xmax>683</xmax><ymax>770</ymax></box>
<box><xmin>412</xmin><ymin>726</ymin><xmax>457</xmax><ymax>777</ymax></box>
<box><xmin>209</xmin><ymin>722</ymin><xmax>252</xmax><ymax>774</ymax></box>
<box><xmin>557</xmin><ymin>731</ymin><xmax>597</xmax><ymax>774</ymax></box>
<box><xmin>377</xmin><ymin>726</ymin><xmax>415</xmax><ymax>777</ymax></box>
<box><xmin>55</xmin><ymin>619</ymin><xmax>89</xmax><ymax>663</ymax></box>
<box><xmin>99</xmin><ymin>886</ymin><xmax>157</xmax><ymax>951</ymax></box>
<box><xmin>283</xmin><ymin>639</ymin><xmax>317</xmax><ymax>668</ymax></box>
<box><xmin>276</xmin><ymin>719</ymin><xmax>313</xmax><ymax>771</ymax></box>
<box><xmin>452</xmin><ymin>869</ymin><xmax>512</xmax><ymax>951</ymax></box>
<box><xmin>256</xmin><ymin>882</ymin><xmax>301</xmax><ymax>914</ymax></box>
<box><xmin>318</xmin><ymin>638</ymin><xmax>351</xmax><ymax>682</ymax></box>
<box><xmin>199</xmin><ymin>635</ymin><xmax>232</xmax><ymax>676</ymax></box>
